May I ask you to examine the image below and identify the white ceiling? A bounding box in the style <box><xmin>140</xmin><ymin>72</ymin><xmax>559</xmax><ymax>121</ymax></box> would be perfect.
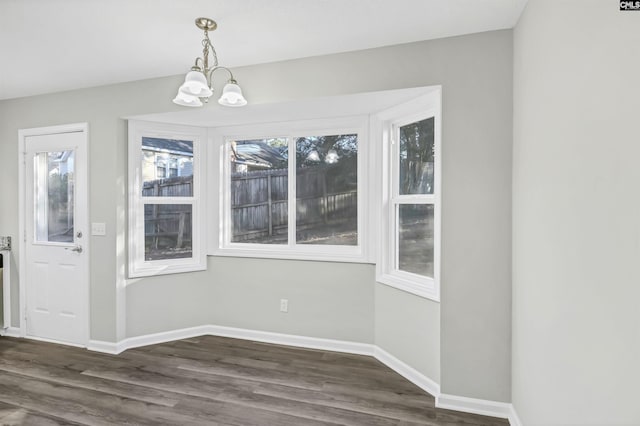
<box><xmin>0</xmin><ymin>0</ymin><xmax>527</xmax><ymax>101</ymax></box>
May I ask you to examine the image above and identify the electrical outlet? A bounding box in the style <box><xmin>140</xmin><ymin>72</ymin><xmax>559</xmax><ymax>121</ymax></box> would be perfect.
<box><xmin>280</xmin><ymin>299</ymin><xmax>288</xmax><ymax>313</ymax></box>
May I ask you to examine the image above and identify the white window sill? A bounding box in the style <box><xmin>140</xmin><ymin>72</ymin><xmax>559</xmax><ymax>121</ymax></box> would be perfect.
<box><xmin>376</xmin><ymin>272</ymin><xmax>440</xmax><ymax>302</ymax></box>
<box><xmin>210</xmin><ymin>247</ymin><xmax>371</xmax><ymax>265</ymax></box>
<box><xmin>128</xmin><ymin>262</ymin><xmax>207</xmax><ymax>279</ymax></box>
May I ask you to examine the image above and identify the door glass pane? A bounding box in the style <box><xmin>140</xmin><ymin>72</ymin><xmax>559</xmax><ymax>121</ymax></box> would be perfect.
<box><xmin>229</xmin><ymin>138</ymin><xmax>289</xmax><ymax>244</ymax></box>
<box><xmin>295</xmin><ymin>134</ymin><xmax>358</xmax><ymax>245</ymax></box>
<box><xmin>399</xmin><ymin>117</ymin><xmax>435</xmax><ymax>195</ymax></box>
<box><xmin>34</xmin><ymin>151</ymin><xmax>74</xmax><ymax>243</ymax></box>
<box><xmin>144</xmin><ymin>204</ymin><xmax>192</xmax><ymax>260</ymax></box>
<box><xmin>398</xmin><ymin>204</ymin><xmax>434</xmax><ymax>278</ymax></box>
<box><xmin>141</xmin><ymin>137</ymin><xmax>193</xmax><ymax>197</ymax></box>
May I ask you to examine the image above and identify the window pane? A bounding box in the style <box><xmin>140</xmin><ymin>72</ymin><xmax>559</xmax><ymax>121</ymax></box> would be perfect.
<box><xmin>295</xmin><ymin>134</ymin><xmax>358</xmax><ymax>245</ymax></box>
<box><xmin>399</xmin><ymin>117</ymin><xmax>434</xmax><ymax>195</ymax></box>
<box><xmin>398</xmin><ymin>204</ymin><xmax>434</xmax><ymax>277</ymax></box>
<box><xmin>230</xmin><ymin>138</ymin><xmax>289</xmax><ymax>244</ymax></box>
<box><xmin>142</xmin><ymin>137</ymin><xmax>193</xmax><ymax>197</ymax></box>
<box><xmin>144</xmin><ymin>204</ymin><xmax>192</xmax><ymax>260</ymax></box>
<box><xmin>34</xmin><ymin>151</ymin><xmax>74</xmax><ymax>243</ymax></box>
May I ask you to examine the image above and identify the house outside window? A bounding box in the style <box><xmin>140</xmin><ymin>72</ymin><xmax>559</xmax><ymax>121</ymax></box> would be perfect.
<box><xmin>141</xmin><ymin>138</ymin><xmax>194</xmax><ymax>182</ymax></box>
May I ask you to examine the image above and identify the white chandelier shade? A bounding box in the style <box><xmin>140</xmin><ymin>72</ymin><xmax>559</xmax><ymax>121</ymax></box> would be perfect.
<box><xmin>218</xmin><ymin>82</ymin><xmax>247</xmax><ymax>107</ymax></box>
<box><xmin>173</xmin><ymin>91</ymin><xmax>203</xmax><ymax>107</ymax></box>
<box><xmin>179</xmin><ymin>71</ymin><xmax>213</xmax><ymax>98</ymax></box>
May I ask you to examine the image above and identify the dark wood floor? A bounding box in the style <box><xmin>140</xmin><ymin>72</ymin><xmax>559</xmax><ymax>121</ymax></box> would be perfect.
<box><xmin>0</xmin><ymin>335</ymin><xmax>508</xmax><ymax>426</ymax></box>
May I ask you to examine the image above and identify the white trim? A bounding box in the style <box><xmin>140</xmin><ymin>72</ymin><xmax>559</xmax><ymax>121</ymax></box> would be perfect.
<box><xmin>18</xmin><ymin>128</ymin><xmax>26</xmax><ymax>339</ymax></box>
<box><xmin>373</xmin><ymin>346</ymin><xmax>440</xmax><ymax>397</ymax></box>
<box><xmin>508</xmin><ymin>405</ymin><xmax>523</xmax><ymax>426</ymax></box>
<box><xmin>377</xmin><ymin>272</ymin><xmax>439</xmax><ymax>300</ymax></box>
<box><xmin>87</xmin><ymin>339</ymin><xmax>125</xmax><ymax>354</ymax></box>
<box><xmin>89</xmin><ymin>326</ymin><xmax>213</xmax><ymax>355</ymax></box>
<box><xmin>206</xmin><ymin>325</ymin><xmax>375</xmax><ymax>356</ymax></box>
<box><xmin>210</xmin><ymin>249</ymin><xmax>372</xmax><ymax>264</ymax></box>
<box><xmin>18</xmin><ymin>122</ymin><xmax>90</xmax><ymax>346</ymax></box>
<box><xmin>88</xmin><ymin>324</ymin><xmax>375</xmax><ymax>356</ymax></box>
<box><xmin>120</xmin><ymin>325</ymin><xmax>214</xmax><ymax>352</ymax></box>
<box><xmin>436</xmin><ymin>393</ymin><xmax>513</xmax><ymax>420</ymax></box>
<box><xmin>0</xmin><ymin>327</ymin><xmax>22</xmax><ymax>337</ymax></box>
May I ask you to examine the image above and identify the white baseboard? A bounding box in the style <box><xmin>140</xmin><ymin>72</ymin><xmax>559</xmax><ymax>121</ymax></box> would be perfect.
<box><xmin>87</xmin><ymin>339</ymin><xmax>125</xmax><ymax>354</ymax></box>
<box><xmin>88</xmin><ymin>324</ymin><xmax>376</xmax><ymax>358</ymax></box>
<box><xmin>82</xmin><ymin>324</ymin><xmax>520</xmax><ymax>425</ymax></box>
<box><xmin>508</xmin><ymin>404</ymin><xmax>523</xmax><ymax>426</ymax></box>
<box><xmin>373</xmin><ymin>346</ymin><xmax>440</xmax><ymax>397</ymax></box>
<box><xmin>0</xmin><ymin>327</ymin><xmax>22</xmax><ymax>338</ymax></box>
<box><xmin>436</xmin><ymin>393</ymin><xmax>514</xmax><ymax>420</ymax></box>
<box><xmin>88</xmin><ymin>325</ymin><xmax>212</xmax><ymax>355</ymax></box>
<box><xmin>206</xmin><ymin>325</ymin><xmax>376</xmax><ymax>356</ymax></box>
<box><xmin>123</xmin><ymin>325</ymin><xmax>213</xmax><ymax>352</ymax></box>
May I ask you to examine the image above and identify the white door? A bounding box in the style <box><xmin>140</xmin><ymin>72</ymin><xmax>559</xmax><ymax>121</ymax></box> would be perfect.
<box><xmin>23</xmin><ymin>127</ymin><xmax>88</xmax><ymax>346</ymax></box>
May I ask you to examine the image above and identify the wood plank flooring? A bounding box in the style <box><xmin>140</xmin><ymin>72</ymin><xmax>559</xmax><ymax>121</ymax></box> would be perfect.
<box><xmin>0</xmin><ymin>335</ymin><xmax>508</xmax><ymax>426</ymax></box>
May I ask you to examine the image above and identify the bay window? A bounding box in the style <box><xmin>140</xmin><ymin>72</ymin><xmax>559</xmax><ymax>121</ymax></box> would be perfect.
<box><xmin>127</xmin><ymin>88</ymin><xmax>441</xmax><ymax>294</ymax></box>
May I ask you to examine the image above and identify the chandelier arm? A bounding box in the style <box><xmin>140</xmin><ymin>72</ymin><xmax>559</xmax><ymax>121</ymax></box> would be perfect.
<box><xmin>207</xmin><ymin>66</ymin><xmax>236</xmax><ymax>85</ymax></box>
<box><xmin>193</xmin><ymin>57</ymin><xmax>205</xmax><ymax>71</ymax></box>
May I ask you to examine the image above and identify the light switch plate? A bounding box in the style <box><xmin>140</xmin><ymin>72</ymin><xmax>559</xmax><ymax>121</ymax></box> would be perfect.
<box><xmin>91</xmin><ymin>222</ymin><xmax>106</xmax><ymax>236</ymax></box>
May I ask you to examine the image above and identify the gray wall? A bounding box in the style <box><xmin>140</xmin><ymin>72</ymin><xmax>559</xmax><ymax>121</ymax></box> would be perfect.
<box><xmin>208</xmin><ymin>258</ymin><xmax>375</xmax><ymax>342</ymax></box>
<box><xmin>0</xmin><ymin>30</ymin><xmax>513</xmax><ymax>402</ymax></box>
<box><xmin>127</xmin><ymin>257</ymin><xmax>376</xmax><ymax>343</ymax></box>
<box><xmin>375</xmin><ymin>283</ymin><xmax>440</xmax><ymax>383</ymax></box>
<box><xmin>513</xmin><ymin>1</ymin><xmax>640</xmax><ymax>424</ymax></box>
<box><xmin>437</xmin><ymin>33</ymin><xmax>513</xmax><ymax>403</ymax></box>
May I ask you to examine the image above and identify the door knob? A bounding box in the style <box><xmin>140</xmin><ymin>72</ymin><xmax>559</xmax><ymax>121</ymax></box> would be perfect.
<box><xmin>65</xmin><ymin>245</ymin><xmax>83</xmax><ymax>253</ymax></box>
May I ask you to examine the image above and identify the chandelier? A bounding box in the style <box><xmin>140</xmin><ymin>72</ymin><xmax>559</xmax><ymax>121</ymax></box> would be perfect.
<box><xmin>173</xmin><ymin>17</ymin><xmax>247</xmax><ymax>108</ymax></box>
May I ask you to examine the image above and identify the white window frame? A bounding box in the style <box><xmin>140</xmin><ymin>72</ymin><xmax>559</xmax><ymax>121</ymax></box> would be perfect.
<box><xmin>209</xmin><ymin>116</ymin><xmax>370</xmax><ymax>263</ymax></box>
<box><xmin>375</xmin><ymin>89</ymin><xmax>442</xmax><ymax>301</ymax></box>
<box><xmin>128</xmin><ymin>120</ymin><xmax>207</xmax><ymax>278</ymax></box>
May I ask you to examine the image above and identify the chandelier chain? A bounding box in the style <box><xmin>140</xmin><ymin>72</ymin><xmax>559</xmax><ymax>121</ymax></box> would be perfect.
<box><xmin>202</xmin><ymin>31</ymin><xmax>209</xmax><ymax>71</ymax></box>
<box><xmin>200</xmin><ymin>30</ymin><xmax>219</xmax><ymax>75</ymax></box>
